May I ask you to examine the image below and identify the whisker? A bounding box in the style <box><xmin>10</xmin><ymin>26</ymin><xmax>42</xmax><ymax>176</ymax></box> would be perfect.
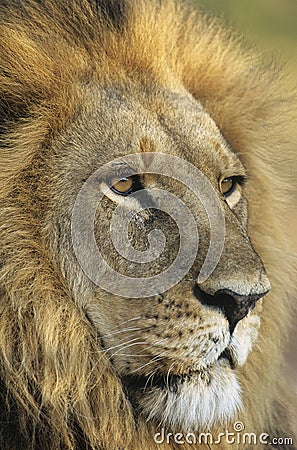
<box><xmin>100</xmin><ymin>324</ymin><xmax>156</xmax><ymax>339</ymax></box>
<box><xmin>108</xmin><ymin>341</ymin><xmax>148</xmax><ymax>360</ymax></box>
<box><xmin>144</xmin><ymin>367</ymin><xmax>160</xmax><ymax>391</ymax></box>
<box><xmin>100</xmin><ymin>327</ymin><xmax>141</xmax><ymax>339</ymax></box>
<box><xmin>132</xmin><ymin>352</ymin><xmax>167</xmax><ymax>375</ymax></box>
<box><xmin>94</xmin><ymin>316</ymin><xmax>143</xmax><ymax>334</ymax></box>
<box><xmin>166</xmin><ymin>360</ymin><xmax>178</xmax><ymax>387</ymax></box>
<box><xmin>100</xmin><ymin>337</ymin><xmax>142</xmax><ymax>354</ymax></box>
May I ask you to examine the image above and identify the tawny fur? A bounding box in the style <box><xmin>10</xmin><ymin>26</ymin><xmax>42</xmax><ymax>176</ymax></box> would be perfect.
<box><xmin>0</xmin><ymin>0</ymin><xmax>296</xmax><ymax>449</ymax></box>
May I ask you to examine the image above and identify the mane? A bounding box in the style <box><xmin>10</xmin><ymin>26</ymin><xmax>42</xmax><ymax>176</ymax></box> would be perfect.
<box><xmin>0</xmin><ymin>0</ymin><xmax>296</xmax><ymax>448</ymax></box>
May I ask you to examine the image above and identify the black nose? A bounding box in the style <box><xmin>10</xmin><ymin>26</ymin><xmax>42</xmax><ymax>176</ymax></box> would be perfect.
<box><xmin>193</xmin><ymin>285</ymin><xmax>269</xmax><ymax>333</ymax></box>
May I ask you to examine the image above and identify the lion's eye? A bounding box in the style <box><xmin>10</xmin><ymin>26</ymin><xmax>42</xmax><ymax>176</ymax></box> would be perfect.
<box><xmin>220</xmin><ymin>177</ymin><xmax>236</xmax><ymax>197</ymax></box>
<box><xmin>219</xmin><ymin>175</ymin><xmax>245</xmax><ymax>208</ymax></box>
<box><xmin>110</xmin><ymin>176</ymin><xmax>134</xmax><ymax>195</ymax></box>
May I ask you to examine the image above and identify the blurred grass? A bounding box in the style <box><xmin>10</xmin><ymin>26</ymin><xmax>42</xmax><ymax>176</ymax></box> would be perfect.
<box><xmin>196</xmin><ymin>0</ymin><xmax>297</xmax><ymax>73</ymax></box>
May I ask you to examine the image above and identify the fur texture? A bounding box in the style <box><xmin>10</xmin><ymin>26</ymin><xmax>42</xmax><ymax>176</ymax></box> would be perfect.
<box><xmin>0</xmin><ymin>0</ymin><xmax>296</xmax><ymax>449</ymax></box>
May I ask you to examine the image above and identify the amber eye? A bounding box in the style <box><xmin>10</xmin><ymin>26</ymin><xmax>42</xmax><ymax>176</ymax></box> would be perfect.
<box><xmin>220</xmin><ymin>177</ymin><xmax>235</xmax><ymax>196</ymax></box>
<box><xmin>110</xmin><ymin>176</ymin><xmax>134</xmax><ymax>195</ymax></box>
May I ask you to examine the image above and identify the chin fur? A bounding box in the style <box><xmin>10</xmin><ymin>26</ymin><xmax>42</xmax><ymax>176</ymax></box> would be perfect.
<box><xmin>138</xmin><ymin>363</ymin><xmax>242</xmax><ymax>432</ymax></box>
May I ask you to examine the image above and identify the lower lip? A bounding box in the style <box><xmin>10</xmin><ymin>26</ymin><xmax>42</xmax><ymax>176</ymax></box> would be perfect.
<box><xmin>122</xmin><ymin>355</ymin><xmax>233</xmax><ymax>393</ymax></box>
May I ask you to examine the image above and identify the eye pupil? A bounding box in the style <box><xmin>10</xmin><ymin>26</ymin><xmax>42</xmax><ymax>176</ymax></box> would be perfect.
<box><xmin>111</xmin><ymin>176</ymin><xmax>134</xmax><ymax>195</ymax></box>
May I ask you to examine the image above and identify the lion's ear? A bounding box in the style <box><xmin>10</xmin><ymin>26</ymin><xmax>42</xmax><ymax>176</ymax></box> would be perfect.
<box><xmin>178</xmin><ymin>17</ymin><xmax>294</xmax><ymax>157</ymax></box>
<box><xmin>95</xmin><ymin>0</ymin><xmax>129</xmax><ymax>29</ymax></box>
<box><xmin>0</xmin><ymin>0</ymin><xmax>128</xmax><ymax>131</ymax></box>
<box><xmin>0</xmin><ymin>9</ymin><xmax>80</xmax><ymax>137</ymax></box>
<box><xmin>0</xmin><ymin>28</ymin><xmax>54</xmax><ymax>126</ymax></box>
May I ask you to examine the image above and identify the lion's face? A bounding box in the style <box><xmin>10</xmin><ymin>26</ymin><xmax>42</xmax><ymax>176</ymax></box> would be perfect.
<box><xmin>48</xmin><ymin>82</ymin><xmax>270</xmax><ymax>432</ymax></box>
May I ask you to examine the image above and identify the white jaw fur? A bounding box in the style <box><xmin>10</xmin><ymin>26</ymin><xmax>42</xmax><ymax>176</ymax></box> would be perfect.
<box><xmin>139</xmin><ymin>360</ymin><xmax>242</xmax><ymax>432</ymax></box>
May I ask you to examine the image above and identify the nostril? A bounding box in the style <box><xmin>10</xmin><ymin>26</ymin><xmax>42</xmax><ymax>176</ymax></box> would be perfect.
<box><xmin>193</xmin><ymin>284</ymin><xmax>218</xmax><ymax>308</ymax></box>
<box><xmin>193</xmin><ymin>286</ymin><xmax>238</xmax><ymax>327</ymax></box>
<box><xmin>214</xmin><ymin>290</ymin><xmax>255</xmax><ymax>333</ymax></box>
<box><xmin>193</xmin><ymin>285</ymin><xmax>269</xmax><ymax>333</ymax></box>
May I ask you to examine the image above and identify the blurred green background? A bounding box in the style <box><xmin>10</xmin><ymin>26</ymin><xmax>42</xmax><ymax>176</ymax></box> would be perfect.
<box><xmin>196</xmin><ymin>0</ymin><xmax>297</xmax><ymax>73</ymax></box>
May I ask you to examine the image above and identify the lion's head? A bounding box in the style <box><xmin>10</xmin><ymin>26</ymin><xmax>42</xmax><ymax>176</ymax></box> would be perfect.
<box><xmin>0</xmin><ymin>1</ymin><xmax>296</xmax><ymax>449</ymax></box>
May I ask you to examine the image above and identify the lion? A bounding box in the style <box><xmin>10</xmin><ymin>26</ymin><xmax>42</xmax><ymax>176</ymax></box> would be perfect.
<box><xmin>0</xmin><ymin>0</ymin><xmax>296</xmax><ymax>449</ymax></box>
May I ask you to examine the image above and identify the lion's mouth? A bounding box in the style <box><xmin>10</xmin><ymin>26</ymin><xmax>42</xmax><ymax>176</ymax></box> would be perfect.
<box><xmin>122</xmin><ymin>348</ymin><xmax>235</xmax><ymax>395</ymax></box>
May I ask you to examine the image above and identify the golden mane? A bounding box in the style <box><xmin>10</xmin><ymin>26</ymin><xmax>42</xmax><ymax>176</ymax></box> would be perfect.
<box><xmin>0</xmin><ymin>0</ymin><xmax>296</xmax><ymax>449</ymax></box>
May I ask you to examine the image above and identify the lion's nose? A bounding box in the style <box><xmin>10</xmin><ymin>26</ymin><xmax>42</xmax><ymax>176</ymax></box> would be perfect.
<box><xmin>193</xmin><ymin>285</ymin><xmax>270</xmax><ymax>333</ymax></box>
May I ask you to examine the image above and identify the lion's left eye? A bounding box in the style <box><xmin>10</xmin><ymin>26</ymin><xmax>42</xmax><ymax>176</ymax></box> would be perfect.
<box><xmin>220</xmin><ymin>177</ymin><xmax>236</xmax><ymax>197</ymax></box>
<box><xmin>219</xmin><ymin>175</ymin><xmax>245</xmax><ymax>208</ymax></box>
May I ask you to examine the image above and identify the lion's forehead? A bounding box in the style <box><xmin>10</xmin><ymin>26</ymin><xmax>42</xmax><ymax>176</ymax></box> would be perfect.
<box><xmin>63</xmin><ymin>84</ymin><xmax>237</xmax><ymax>180</ymax></box>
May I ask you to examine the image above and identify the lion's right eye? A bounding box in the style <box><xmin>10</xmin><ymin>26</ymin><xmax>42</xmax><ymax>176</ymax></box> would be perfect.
<box><xmin>110</xmin><ymin>176</ymin><xmax>135</xmax><ymax>196</ymax></box>
<box><xmin>219</xmin><ymin>175</ymin><xmax>246</xmax><ymax>209</ymax></box>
